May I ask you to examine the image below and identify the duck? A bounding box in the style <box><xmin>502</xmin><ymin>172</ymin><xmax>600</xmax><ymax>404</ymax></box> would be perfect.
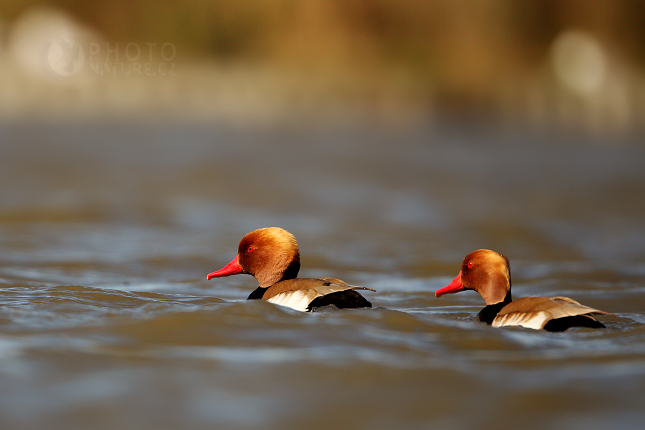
<box><xmin>207</xmin><ymin>227</ymin><xmax>374</xmax><ymax>312</ymax></box>
<box><xmin>435</xmin><ymin>249</ymin><xmax>610</xmax><ymax>331</ymax></box>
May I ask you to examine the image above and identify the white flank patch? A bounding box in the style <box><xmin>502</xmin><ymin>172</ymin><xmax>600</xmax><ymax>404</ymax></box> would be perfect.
<box><xmin>492</xmin><ymin>312</ymin><xmax>549</xmax><ymax>330</ymax></box>
<box><xmin>266</xmin><ymin>290</ymin><xmax>318</xmax><ymax>312</ymax></box>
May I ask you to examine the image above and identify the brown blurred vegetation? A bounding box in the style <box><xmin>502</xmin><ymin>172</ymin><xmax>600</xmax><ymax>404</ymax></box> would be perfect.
<box><xmin>2</xmin><ymin>0</ymin><xmax>645</xmax><ymax>131</ymax></box>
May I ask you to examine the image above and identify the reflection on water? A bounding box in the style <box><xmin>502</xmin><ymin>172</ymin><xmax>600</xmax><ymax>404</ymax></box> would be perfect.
<box><xmin>1</xmin><ymin>121</ymin><xmax>644</xmax><ymax>430</ymax></box>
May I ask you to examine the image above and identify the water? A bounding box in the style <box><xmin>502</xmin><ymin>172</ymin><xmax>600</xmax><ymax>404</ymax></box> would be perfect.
<box><xmin>1</xmin><ymin>120</ymin><xmax>644</xmax><ymax>430</ymax></box>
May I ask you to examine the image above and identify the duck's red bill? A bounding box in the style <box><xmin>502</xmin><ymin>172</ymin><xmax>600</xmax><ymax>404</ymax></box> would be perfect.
<box><xmin>207</xmin><ymin>257</ymin><xmax>243</xmax><ymax>280</ymax></box>
<box><xmin>435</xmin><ymin>272</ymin><xmax>465</xmax><ymax>297</ymax></box>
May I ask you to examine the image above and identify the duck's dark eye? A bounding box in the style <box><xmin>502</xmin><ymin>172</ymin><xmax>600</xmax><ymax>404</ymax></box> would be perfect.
<box><xmin>467</xmin><ymin>260</ymin><xmax>473</xmax><ymax>268</ymax></box>
<box><xmin>247</xmin><ymin>246</ymin><xmax>254</xmax><ymax>253</ymax></box>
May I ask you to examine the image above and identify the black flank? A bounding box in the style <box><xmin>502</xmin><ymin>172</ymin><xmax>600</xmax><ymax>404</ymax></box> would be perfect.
<box><xmin>543</xmin><ymin>315</ymin><xmax>606</xmax><ymax>332</ymax></box>
<box><xmin>307</xmin><ymin>290</ymin><xmax>372</xmax><ymax>311</ymax></box>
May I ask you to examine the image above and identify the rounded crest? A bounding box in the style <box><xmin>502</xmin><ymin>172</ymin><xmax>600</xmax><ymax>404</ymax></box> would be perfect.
<box><xmin>237</xmin><ymin>227</ymin><xmax>300</xmax><ymax>287</ymax></box>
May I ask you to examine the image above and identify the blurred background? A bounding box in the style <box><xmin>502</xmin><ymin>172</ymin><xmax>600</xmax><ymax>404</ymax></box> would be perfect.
<box><xmin>1</xmin><ymin>2</ymin><xmax>645</xmax><ymax>430</ymax></box>
<box><xmin>1</xmin><ymin>0</ymin><xmax>644</xmax><ymax>132</ymax></box>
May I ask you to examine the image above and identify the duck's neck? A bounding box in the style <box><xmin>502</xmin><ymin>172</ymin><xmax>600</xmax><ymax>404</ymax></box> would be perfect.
<box><xmin>247</xmin><ymin>260</ymin><xmax>299</xmax><ymax>300</ymax></box>
<box><xmin>252</xmin><ymin>258</ymin><xmax>301</xmax><ymax>295</ymax></box>
<box><xmin>255</xmin><ymin>259</ymin><xmax>300</xmax><ymax>289</ymax></box>
<box><xmin>477</xmin><ymin>292</ymin><xmax>512</xmax><ymax>324</ymax></box>
<box><xmin>282</xmin><ymin>259</ymin><xmax>300</xmax><ymax>281</ymax></box>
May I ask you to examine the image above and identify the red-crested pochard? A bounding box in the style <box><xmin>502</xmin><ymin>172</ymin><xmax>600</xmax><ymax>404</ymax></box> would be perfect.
<box><xmin>207</xmin><ymin>227</ymin><xmax>374</xmax><ymax>312</ymax></box>
<box><xmin>435</xmin><ymin>249</ymin><xmax>610</xmax><ymax>331</ymax></box>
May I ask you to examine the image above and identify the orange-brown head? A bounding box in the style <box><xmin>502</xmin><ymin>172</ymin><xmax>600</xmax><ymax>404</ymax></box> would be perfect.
<box><xmin>435</xmin><ymin>249</ymin><xmax>512</xmax><ymax>306</ymax></box>
<box><xmin>207</xmin><ymin>227</ymin><xmax>301</xmax><ymax>288</ymax></box>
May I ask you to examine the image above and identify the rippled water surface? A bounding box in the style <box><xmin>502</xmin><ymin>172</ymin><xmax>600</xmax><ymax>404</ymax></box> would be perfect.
<box><xmin>1</xmin><ymin>121</ymin><xmax>644</xmax><ymax>430</ymax></box>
